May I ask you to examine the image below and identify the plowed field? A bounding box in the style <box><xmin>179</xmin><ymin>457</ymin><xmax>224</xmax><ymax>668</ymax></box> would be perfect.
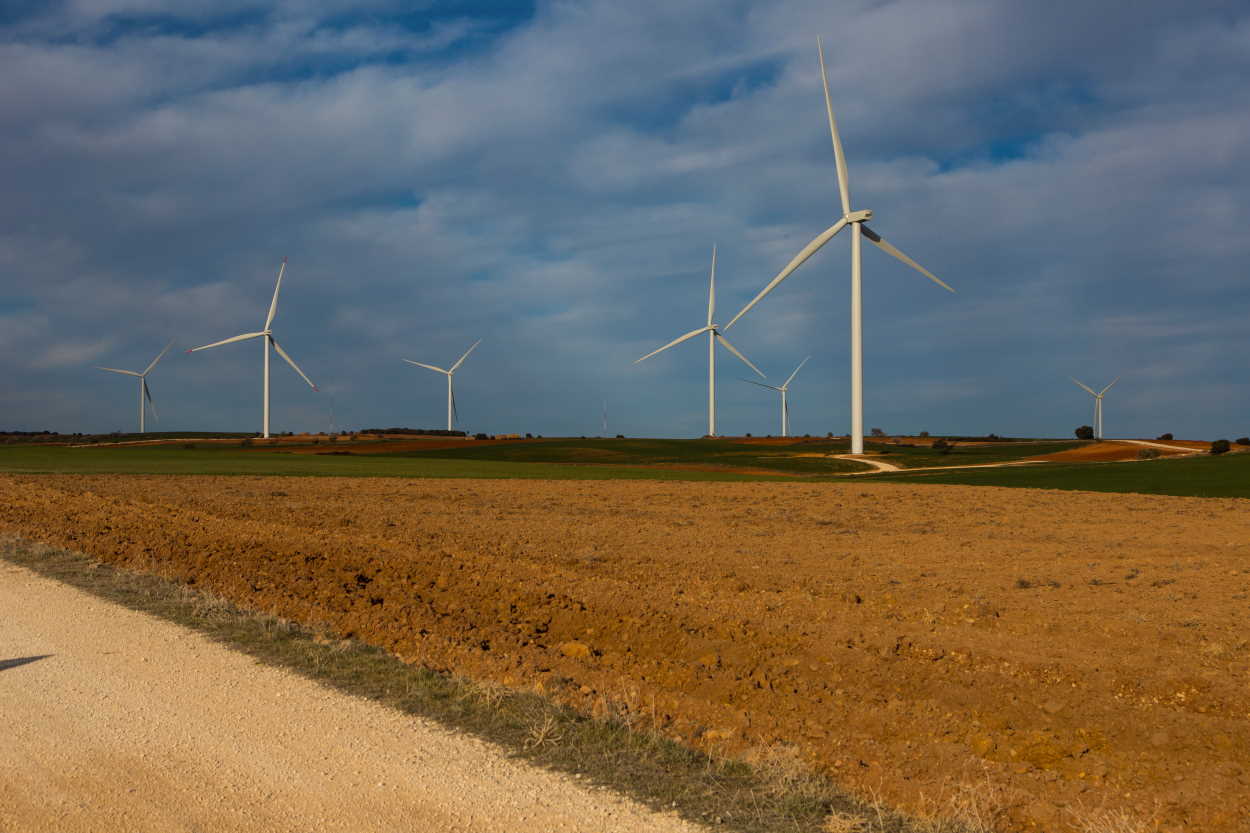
<box><xmin>2</xmin><ymin>474</ymin><xmax>1247</xmax><ymax>832</ymax></box>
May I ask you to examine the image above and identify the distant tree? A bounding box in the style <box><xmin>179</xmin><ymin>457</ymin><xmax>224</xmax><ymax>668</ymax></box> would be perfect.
<box><xmin>744</xmin><ymin>432</ymin><xmax>752</xmax><ymax>437</ymax></box>
<box><xmin>919</xmin><ymin>430</ymin><xmax>929</xmax><ymax>438</ymax></box>
<box><xmin>1235</xmin><ymin>437</ymin><xmax>1250</xmax><ymax>446</ymax></box>
<box><xmin>870</xmin><ymin>427</ymin><xmax>886</xmax><ymax>437</ymax></box>
<box><xmin>525</xmin><ymin>432</ymin><xmax>533</xmax><ymax>439</ymax></box>
<box><xmin>1211</xmin><ymin>439</ymin><xmax>1231</xmax><ymax>455</ymax></box>
<box><xmin>615</xmin><ymin>434</ymin><xmax>624</xmax><ymax>439</ymax></box>
<box><xmin>1075</xmin><ymin>425</ymin><xmax>1095</xmax><ymax>440</ymax></box>
<box><xmin>826</xmin><ymin>432</ymin><xmax>834</xmax><ymax>439</ymax></box>
<box><xmin>1156</xmin><ymin>432</ymin><xmax>1173</xmax><ymax>441</ymax></box>
<box><xmin>932</xmin><ymin>438</ymin><xmax>954</xmax><ymax>454</ymax></box>
<box><xmin>475</xmin><ymin>433</ymin><xmax>489</xmax><ymax>440</ymax></box>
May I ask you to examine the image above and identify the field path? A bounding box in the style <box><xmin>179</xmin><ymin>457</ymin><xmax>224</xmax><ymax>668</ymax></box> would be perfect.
<box><xmin>0</xmin><ymin>562</ymin><xmax>700</xmax><ymax>833</ymax></box>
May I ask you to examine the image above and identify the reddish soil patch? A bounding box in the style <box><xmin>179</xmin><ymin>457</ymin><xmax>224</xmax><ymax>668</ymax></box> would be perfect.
<box><xmin>1028</xmin><ymin>442</ymin><xmax>1162</xmax><ymax>463</ymax></box>
<box><xmin>3</xmin><ymin>475</ymin><xmax>1248</xmax><ymax>832</ymax></box>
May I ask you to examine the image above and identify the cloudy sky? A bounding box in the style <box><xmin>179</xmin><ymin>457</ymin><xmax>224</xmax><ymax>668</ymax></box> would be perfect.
<box><xmin>2</xmin><ymin>0</ymin><xmax>1247</xmax><ymax>439</ymax></box>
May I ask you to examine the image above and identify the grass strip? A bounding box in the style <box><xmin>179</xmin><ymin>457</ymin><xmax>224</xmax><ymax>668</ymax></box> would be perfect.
<box><xmin>1</xmin><ymin>536</ymin><xmax>957</xmax><ymax>833</ymax></box>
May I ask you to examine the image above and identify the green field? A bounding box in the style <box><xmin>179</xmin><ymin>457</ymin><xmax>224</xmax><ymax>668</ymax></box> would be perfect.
<box><xmin>1</xmin><ymin>437</ymin><xmax>1246</xmax><ymax>497</ymax></box>
<box><xmin>877</xmin><ymin>451</ymin><xmax>1250</xmax><ymax>498</ymax></box>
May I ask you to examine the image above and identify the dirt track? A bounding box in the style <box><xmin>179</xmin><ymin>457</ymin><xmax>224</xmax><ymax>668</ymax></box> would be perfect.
<box><xmin>0</xmin><ymin>560</ymin><xmax>698</xmax><ymax>833</ymax></box>
<box><xmin>2</xmin><ymin>474</ymin><xmax>1248</xmax><ymax>832</ymax></box>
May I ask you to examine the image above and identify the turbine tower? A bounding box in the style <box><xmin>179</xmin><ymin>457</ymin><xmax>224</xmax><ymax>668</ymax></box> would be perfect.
<box><xmin>404</xmin><ymin>340</ymin><xmax>481</xmax><ymax>432</ymax></box>
<box><xmin>741</xmin><ymin>356</ymin><xmax>810</xmax><ymax>437</ymax></box>
<box><xmin>635</xmin><ymin>245</ymin><xmax>765</xmax><ymax>437</ymax></box>
<box><xmin>725</xmin><ymin>39</ymin><xmax>954</xmax><ymax>455</ymax></box>
<box><xmin>97</xmin><ymin>340</ymin><xmax>174</xmax><ymax>433</ymax></box>
<box><xmin>1071</xmin><ymin>377</ymin><xmax>1119</xmax><ymax>440</ymax></box>
<box><xmin>186</xmin><ymin>258</ymin><xmax>318</xmax><ymax>438</ymax></box>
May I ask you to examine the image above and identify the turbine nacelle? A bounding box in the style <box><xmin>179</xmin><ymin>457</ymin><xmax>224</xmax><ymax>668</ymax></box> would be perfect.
<box><xmin>844</xmin><ymin>209</ymin><xmax>872</xmax><ymax>223</ymax></box>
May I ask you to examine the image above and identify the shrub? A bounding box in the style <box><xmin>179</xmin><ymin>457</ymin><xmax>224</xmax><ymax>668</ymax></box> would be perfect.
<box><xmin>932</xmin><ymin>438</ymin><xmax>953</xmax><ymax>454</ymax></box>
<box><xmin>475</xmin><ymin>433</ymin><xmax>489</xmax><ymax>440</ymax></box>
<box><xmin>1211</xmin><ymin>439</ymin><xmax>1231</xmax><ymax>455</ymax></box>
<box><xmin>615</xmin><ymin>434</ymin><xmax>624</xmax><ymax>439</ymax></box>
<box><xmin>919</xmin><ymin>430</ymin><xmax>929</xmax><ymax>438</ymax></box>
<box><xmin>1137</xmin><ymin>448</ymin><xmax>1161</xmax><ymax>460</ymax></box>
<box><xmin>1156</xmin><ymin>432</ymin><xmax>1173</xmax><ymax>441</ymax></box>
<box><xmin>1235</xmin><ymin>437</ymin><xmax>1250</xmax><ymax>446</ymax></box>
<box><xmin>745</xmin><ymin>433</ymin><xmax>752</xmax><ymax>438</ymax></box>
<box><xmin>870</xmin><ymin>427</ymin><xmax>885</xmax><ymax>437</ymax></box>
<box><xmin>1075</xmin><ymin>425</ymin><xmax>1095</xmax><ymax>440</ymax></box>
<box><xmin>525</xmin><ymin>433</ymin><xmax>533</xmax><ymax>439</ymax></box>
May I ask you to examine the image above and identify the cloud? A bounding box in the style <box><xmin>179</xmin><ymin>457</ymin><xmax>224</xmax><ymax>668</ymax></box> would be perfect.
<box><xmin>0</xmin><ymin>0</ymin><xmax>1247</xmax><ymax>438</ymax></box>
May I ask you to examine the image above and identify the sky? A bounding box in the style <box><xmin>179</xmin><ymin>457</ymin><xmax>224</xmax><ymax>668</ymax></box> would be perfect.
<box><xmin>1</xmin><ymin>0</ymin><xmax>1247</xmax><ymax>439</ymax></box>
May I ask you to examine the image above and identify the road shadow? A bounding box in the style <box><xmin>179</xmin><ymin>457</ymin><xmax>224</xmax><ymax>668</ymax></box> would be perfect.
<box><xmin>0</xmin><ymin>655</ymin><xmax>52</xmax><ymax>672</ymax></box>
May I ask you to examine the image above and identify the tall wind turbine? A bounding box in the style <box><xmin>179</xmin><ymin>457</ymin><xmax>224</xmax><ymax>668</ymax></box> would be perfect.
<box><xmin>186</xmin><ymin>258</ymin><xmax>318</xmax><ymax>438</ymax></box>
<box><xmin>97</xmin><ymin>340</ymin><xmax>174</xmax><ymax>433</ymax></box>
<box><xmin>741</xmin><ymin>356</ymin><xmax>810</xmax><ymax>437</ymax></box>
<box><xmin>404</xmin><ymin>340</ymin><xmax>480</xmax><ymax>432</ymax></box>
<box><xmin>725</xmin><ymin>38</ymin><xmax>954</xmax><ymax>455</ymax></box>
<box><xmin>1071</xmin><ymin>377</ymin><xmax>1119</xmax><ymax>440</ymax></box>
<box><xmin>635</xmin><ymin>245</ymin><xmax>765</xmax><ymax>437</ymax></box>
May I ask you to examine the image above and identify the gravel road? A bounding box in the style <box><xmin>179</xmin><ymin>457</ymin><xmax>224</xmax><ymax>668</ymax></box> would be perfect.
<box><xmin>0</xmin><ymin>562</ymin><xmax>701</xmax><ymax>833</ymax></box>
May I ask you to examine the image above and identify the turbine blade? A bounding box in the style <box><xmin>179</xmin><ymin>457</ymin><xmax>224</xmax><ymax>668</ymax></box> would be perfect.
<box><xmin>783</xmin><ymin>355</ymin><xmax>811</xmax><ymax>388</ymax></box>
<box><xmin>142</xmin><ymin>339</ymin><xmax>175</xmax><ymax>376</ymax></box>
<box><xmin>715</xmin><ymin>333</ymin><xmax>765</xmax><ymax>377</ymax></box>
<box><xmin>634</xmin><ymin>326</ymin><xmax>711</xmax><ymax>364</ymax></box>
<box><xmin>450</xmin><ymin>339</ymin><xmax>481</xmax><ymax>373</ymax></box>
<box><xmin>1070</xmin><ymin>377</ymin><xmax>1098</xmax><ymax>397</ymax></box>
<box><xmin>187</xmin><ymin>332</ymin><xmax>265</xmax><ymax>352</ymax></box>
<box><xmin>144</xmin><ymin>379</ymin><xmax>159</xmax><ymax>422</ymax></box>
<box><xmin>724</xmin><ymin>218</ymin><xmax>848</xmax><ymax>329</ymax></box>
<box><xmin>707</xmin><ymin>244</ymin><xmax>717</xmax><ymax>328</ymax></box>
<box><xmin>817</xmin><ymin>37</ymin><xmax>851</xmax><ymax>216</ymax></box>
<box><xmin>1100</xmin><ymin>377</ymin><xmax>1120</xmax><ymax>395</ymax></box>
<box><xmin>861</xmin><ymin>225</ymin><xmax>954</xmax><ymax>292</ymax></box>
<box><xmin>264</xmin><ymin>258</ymin><xmax>286</xmax><ymax>330</ymax></box>
<box><xmin>270</xmin><ymin>336</ymin><xmax>317</xmax><ymax>390</ymax></box>
<box><xmin>97</xmin><ymin>367</ymin><xmax>141</xmax><ymax>377</ymax></box>
<box><xmin>404</xmin><ymin>359</ymin><xmax>449</xmax><ymax>374</ymax></box>
<box><xmin>451</xmin><ymin>386</ymin><xmax>458</xmax><ymax>423</ymax></box>
<box><xmin>741</xmin><ymin>378</ymin><xmax>782</xmax><ymax>391</ymax></box>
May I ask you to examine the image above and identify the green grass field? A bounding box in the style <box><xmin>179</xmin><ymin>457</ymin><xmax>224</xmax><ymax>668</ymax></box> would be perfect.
<box><xmin>2</xmin><ymin>437</ymin><xmax>1246</xmax><ymax>497</ymax></box>
<box><xmin>877</xmin><ymin>451</ymin><xmax>1250</xmax><ymax>498</ymax></box>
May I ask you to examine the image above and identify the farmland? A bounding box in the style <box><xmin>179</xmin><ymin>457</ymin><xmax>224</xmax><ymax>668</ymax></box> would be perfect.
<box><xmin>2</xmin><ymin>471</ymin><xmax>1248</xmax><ymax>832</ymax></box>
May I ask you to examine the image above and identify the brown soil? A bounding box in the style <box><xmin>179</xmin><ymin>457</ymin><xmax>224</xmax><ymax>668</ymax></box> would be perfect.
<box><xmin>2</xmin><ymin>475</ymin><xmax>1248</xmax><ymax>832</ymax></box>
<box><xmin>1028</xmin><ymin>442</ymin><xmax>1166</xmax><ymax>463</ymax></box>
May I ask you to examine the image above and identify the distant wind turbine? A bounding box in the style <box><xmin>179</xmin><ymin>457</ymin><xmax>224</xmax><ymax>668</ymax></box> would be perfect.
<box><xmin>725</xmin><ymin>38</ymin><xmax>954</xmax><ymax>455</ymax></box>
<box><xmin>404</xmin><ymin>340</ymin><xmax>481</xmax><ymax>432</ymax></box>
<box><xmin>741</xmin><ymin>356</ymin><xmax>810</xmax><ymax>437</ymax></box>
<box><xmin>186</xmin><ymin>258</ymin><xmax>318</xmax><ymax>438</ymax></box>
<box><xmin>97</xmin><ymin>340</ymin><xmax>174</xmax><ymax>433</ymax></box>
<box><xmin>635</xmin><ymin>245</ymin><xmax>765</xmax><ymax>437</ymax></box>
<box><xmin>1071</xmin><ymin>377</ymin><xmax>1119</xmax><ymax>440</ymax></box>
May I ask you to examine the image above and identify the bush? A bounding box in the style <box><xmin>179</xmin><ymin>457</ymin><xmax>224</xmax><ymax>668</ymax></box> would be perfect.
<box><xmin>1137</xmin><ymin>448</ymin><xmax>1161</xmax><ymax>460</ymax></box>
<box><xmin>1156</xmin><ymin>433</ymin><xmax>1173</xmax><ymax>441</ymax></box>
<box><xmin>870</xmin><ymin>427</ymin><xmax>885</xmax><ymax>437</ymax></box>
<box><xmin>1075</xmin><ymin>425</ymin><xmax>1095</xmax><ymax>440</ymax></box>
<box><xmin>932</xmin><ymin>438</ymin><xmax>953</xmax><ymax>454</ymax></box>
<box><xmin>525</xmin><ymin>433</ymin><xmax>533</xmax><ymax>439</ymax></box>
<box><xmin>1211</xmin><ymin>439</ymin><xmax>1231</xmax><ymax>455</ymax></box>
<box><xmin>919</xmin><ymin>430</ymin><xmax>929</xmax><ymax>438</ymax></box>
<box><xmin>1235</xmin><ymin>437</ymin><xmax>1250</xmax><ymax>446</ymax></box>
<box><xmin>474</xmin><ymin>433</ymin><xmax>489</xmax><ymax>440</ymax></box>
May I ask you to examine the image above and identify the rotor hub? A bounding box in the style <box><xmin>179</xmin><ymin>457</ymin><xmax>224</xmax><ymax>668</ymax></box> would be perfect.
<box><xmin>845</xmin><ymin>209</ymin><xmax>872</xmax><ymax>223</ymax></box>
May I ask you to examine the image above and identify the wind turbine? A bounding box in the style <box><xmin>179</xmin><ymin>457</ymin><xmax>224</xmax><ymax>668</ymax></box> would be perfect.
<box><xmin>1071</xmin><ymin>377</ymin><xmax>1119</xmax><ymax>440</ymax></box>
<box><xmin>741</xmin><ymin>356</ymin><xmax>810</xmax><ymax>437</ymax></box>
<box><xmin>725</xmin><ymin>38</ymin><xmax>954</xmax><ymax>455</ymax></box>
<box><xmin>97</xmin><ymin>340</ymin><xmax>174</xmax><ymax>433</ymax></box>
<box><xmin>186</xmin><ymin>258</ymin><xmax>318</xmax><ymax>438</ymax></box>
<box><xmin>404</xmin><ymin>340</ymin><xmax>480</xmax><ymax>432</ymax></box>
<box><xmin>635</xmin><ymin>245</ymin><xmax>765</xmax><ymax>437</ymax></box>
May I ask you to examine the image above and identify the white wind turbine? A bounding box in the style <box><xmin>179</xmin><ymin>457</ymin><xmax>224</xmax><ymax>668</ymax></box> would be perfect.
<box><xmin>725</xmin><ymin>38</ymin><xmax>954</xmax><ymax>455</ymax></box>
<box><xmin>97</xmin><ymin>340</ymin><xmax>174</xmax><ymax>433</ymax></box>
<box><xmin>635</xmin><ymin>245</ymin><xmax>765</xmax><ymax>437</ymax></box>
<box><xmin>741</xmin><ymin>356</ymin><xmax>810</xmax><ymax>438</ymax></box>
<box><xmin>1071</xmin><ymin>376</ymin><xmax>1119</xmax><ymax>440</ymax></box>
<box><xmin>186</xmin><ymin>258</ymin><xmax>318</xmax><ymax>438</ymax></box>
<box><xmin>404</xmin><ymin>340</ymin><xmax>481</xmax><ymax>432</ymax></box>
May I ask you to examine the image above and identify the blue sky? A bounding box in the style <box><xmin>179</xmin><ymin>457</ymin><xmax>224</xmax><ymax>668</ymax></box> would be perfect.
<box><xmin>2</xmin><ymin>0</ymin><xmax>1247</xmax><ymax>439</ymax></box>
